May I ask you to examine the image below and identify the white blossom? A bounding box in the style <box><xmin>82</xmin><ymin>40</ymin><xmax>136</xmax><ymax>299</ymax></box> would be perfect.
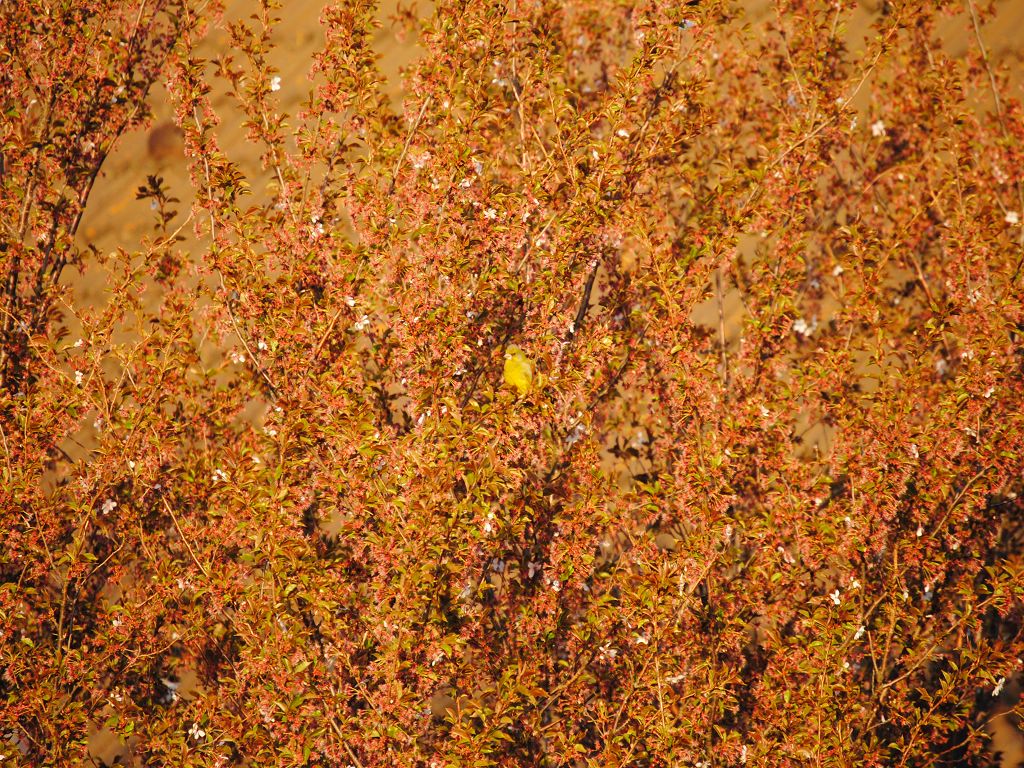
<box><xmin>871</xmin><ymin>119</ymin><xmax>886</xmax><ymax>138</ymax></box>
<box><xmin>793</xmin><ymin>317</ymin><xmax>817</xmax><ymax>337</ymax></box>
<box><xmin>269</xmin><ymin>75</ymin><xmax>281</xmax><ymax>92</ymax></box>
<box><xmin>993</xmin><ymin>677</ymin><xmax>1006</xmax><ymax>697</ymax></box>
<box><xmin>829</xmin><ymin>589</ymin><xmax>841</xmax><ymax>606</ymax></box>
<box><xmin>1005</xmin><ymin>210</ymin><xmax>1020</xmax><ymax>225</ymax></box>
<box><xmin>100</xmin><ymin>499</ymin><xmax>117</xmax><ymax>515</ymax></box>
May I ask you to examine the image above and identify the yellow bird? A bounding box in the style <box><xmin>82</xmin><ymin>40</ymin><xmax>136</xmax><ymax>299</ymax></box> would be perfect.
<box><xmin>503</xmin><ymin>344</ymin><xmax>534</xmax><ymax>396</ymax></box>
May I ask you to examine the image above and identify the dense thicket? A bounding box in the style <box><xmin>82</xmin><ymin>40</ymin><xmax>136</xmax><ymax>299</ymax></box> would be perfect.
<box><xmin>2</xmin><ymin>0</ymin><xmax>1023</xmax><ymax>765</ymax></box>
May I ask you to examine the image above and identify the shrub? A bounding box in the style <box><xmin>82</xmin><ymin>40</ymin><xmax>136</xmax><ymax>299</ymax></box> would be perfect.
<box><xmin>2</xmin><ymin>0</ymin><xmax>1023</xmax><ymax>765</ymax></box>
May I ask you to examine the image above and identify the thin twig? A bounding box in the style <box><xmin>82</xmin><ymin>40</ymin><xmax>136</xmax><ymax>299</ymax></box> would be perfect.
<box><xmin>162</xmin><ymin>497</ymin><xmax>210</xmax><ymax>579</ymax></box>
<box><xmin>388</xmin><ymin>96</ymin><xmax>432</xmax><ymax>195</ymax></box>
<box><xmin>715</xmin><ymin>269</ymin><xmax>729</xmax><ymax>389</ymax></box>
<box><xmin>567</xmin><ymin>259</ymin><xmax>600</xmax><ymax>345</ymax></box>
<box><xmin>312</xmin><ymin>304</ymin><xmax>347</xmax><ymax>359</ymax></box>
<box><xmin>218</xmin><ymin>271</ymin><xmax>278</xmax><ymax>396</ymax></box>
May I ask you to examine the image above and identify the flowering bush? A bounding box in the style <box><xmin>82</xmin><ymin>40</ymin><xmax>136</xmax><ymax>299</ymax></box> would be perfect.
<box><xmin>3</xmin><ymin>0</ymin><xmax>1024</xmax><ymax>765</ymax></box>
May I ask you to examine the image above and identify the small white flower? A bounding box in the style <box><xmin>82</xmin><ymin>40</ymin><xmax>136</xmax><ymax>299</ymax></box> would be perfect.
<box><xmin>471</xmin><ymin>158</ymin><xmax>483</xmax><ymax>175</ymax></box>
<box><xmin>993</xmin><ymin>677</ymin><xmax>1006</xmax><ymax>697</ymax></box>
<box><xmin>352</xmin><ymin>314</ymin><xmax>371</xmax><ymax>332</ymax></box>
<box><xmin>909</xmin><ymin>443</ymin><xmax>919</xmax><ymax>459</ymax></box>
<box><xmin>871</xmin><ymin>119</ymin><xmax>886</xmax><ymax>138</ymax></box>
<box><xmin>73</xmin><ymin>338</ymin><xmax>84</xmax><ymax>348</ymax></box>
<box><xmin>74</xmin><ymin>370</ymin><xmax>84</xmax><ymax>386</ymax></box>
<box><xmin>829</xmin><ymin>589</ymin><xmax>841</xmax><ymax>606</ymax></box>
<box><xmin>850</xmin><ymin>578</ymin><xmax>861</xmax><ymax>590</ymax></box>
<box><xmin>551</xmin><ymin>579</ymin><xmax>561</xmax><ymax>593</ymax></box>
<box><xmin>792</xmin><ymin>317</ymin><xmax>816</xmax><ymax>337</ymax></box>
<box><xmin>483</xmin><ymin>207</ymin><xmax>497</xmax><ymax>220</ymax></box>
<box><xmin>854</xmin><ymin>625</ymin><xmax>866</xmax><ymax>641</ymax></box>
<box><xmin>229</xmin><ymin>350</ymin><xmax>246</xmax><ymax>365</ymax></box>
<box><xmin>527</xmin><ymin>561</ymin><xmax>541</xmax><ymax>578</ymax></box>
<box><xmin>832</xmin><ymin>264</ymin><xmax>844</xmax><ymax>277</ymax></box>
<box><xmin>100</xmin><ymin>499</ymin><xmax>117</xmax><ymax>515</ymax></box>
<box><xmin>212</xmin><ymin>468</ymin><xmax>229</xmax><ymax>483</ymax></box>
<box><xmin>916</xmin><ymin>525</ymin><xmax>924</xmax><ymax>538</ymax></box>
<box><xmin>269</xmin><ymin>75</ymin><xmax>281</xmax><ymax>92</ymax></box>
<box><xmin>616</xmin><ymin>128</ymin><xmax>630</xmax><ymax>138</ymax></box>
<box><xmin>1005</xmin><ymin>211</ymin><xmax>1020</xmax><ymax>225</ymax></box>
<box><xmin>112</xmin><ymin>617</ymin><xmax>122</xmax><ymax>628</ymax></box>
<box><xmin>411</xmin><ymin>151</ymin><xmax>431</xmax><ymax>169</ymax></box>
<box><xmin>256</xmin><ymin>339</ymin><xmax>268</xmax><ymax>351</ymax></box>
<box><xmin>188</xmin><ymin>722</ymin><xmax>207</xmax><ymax>741</ymax></box>
<box><xmin>458</xmin><ymin>178</ymin><xmax>472</xmax><ymax>189</ymax></box>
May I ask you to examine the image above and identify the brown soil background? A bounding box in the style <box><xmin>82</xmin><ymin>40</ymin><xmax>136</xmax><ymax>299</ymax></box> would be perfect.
<box><xmin>70</xmin><ymin>0</ymin><xmax>1024</xmax><ymax>764</ymax></box>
